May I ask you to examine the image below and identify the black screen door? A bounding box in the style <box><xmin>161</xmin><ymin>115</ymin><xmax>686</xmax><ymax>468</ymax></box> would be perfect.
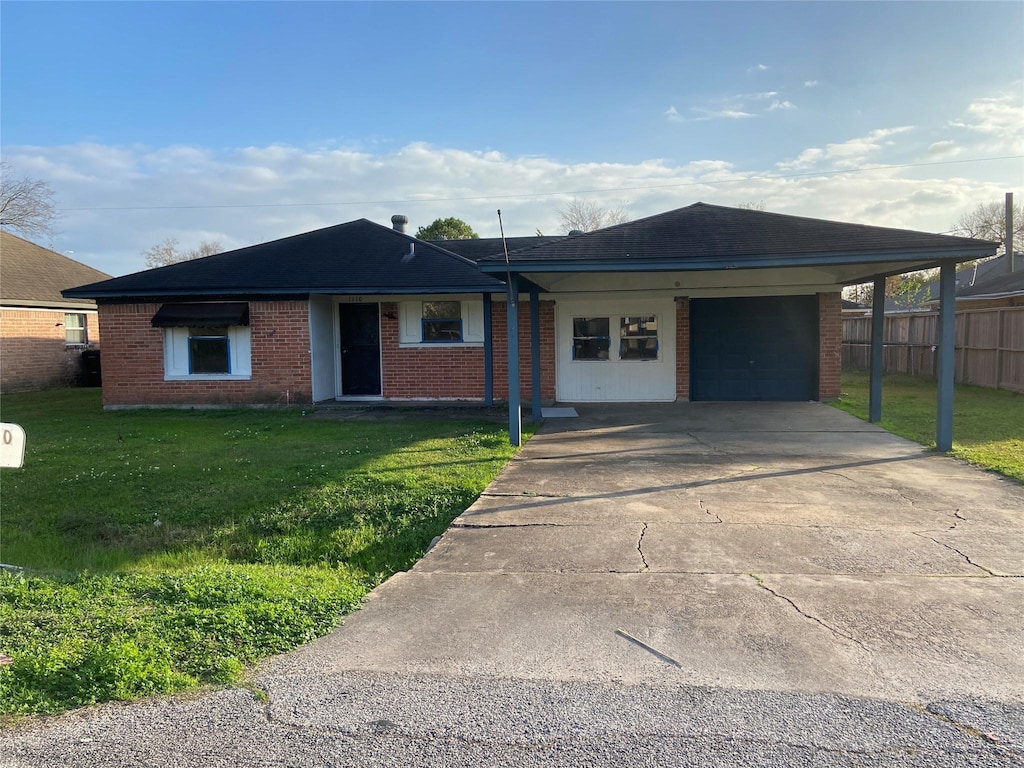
<box><xmin>339</xmin><ymin>303</ymin><xmax>381</xmax><ymax>396</ymax></box>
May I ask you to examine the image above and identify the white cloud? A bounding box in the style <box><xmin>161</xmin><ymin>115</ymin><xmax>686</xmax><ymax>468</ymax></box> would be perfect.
<box><xmin>748</xmin><ymin>63</ymin><xmax>769</xmax><ymax>73</ymax></box>
<box><xmin>3</xmin><ymin>137</ymin><xmax>1017</xmax><ymax>278</ymax></box>
<box><xmin>949</xmin><ymin>91</ymin><xmax>1024</xmax><ymax>154</ymax></box>
<box><xmin>803</xmin><ymin>80</ymin><xmax>819</xmax><ymax>88</ymax></box>
<box><xmin>768</xmin><ymin>100</ymin><xmax>796</xmax><ymax>111</ymax></box>
<box><xmin>695</xmin><ymin>108</ymin><xmax>756</xmax><ymax>121</ymax></box>
<box><xmin>664</xmin><ymin>106</ymin><xmax>685</xmax><ymax>124</ymax></box>
<box><xmin>927</xmin><ymin>140</ymin><xmax>962</xmax><ymax>159</ymax></box>
<box><xmin>777</xmin><ymin>126</ymin><xmax>914</xmax><ymax>170</ymax></box>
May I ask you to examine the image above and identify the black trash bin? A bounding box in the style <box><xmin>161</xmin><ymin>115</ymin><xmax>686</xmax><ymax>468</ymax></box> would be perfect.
<box><xmin>81</xmin><ymin>349</ymin><xmax>102</xmax><ymax>387</ymax></box>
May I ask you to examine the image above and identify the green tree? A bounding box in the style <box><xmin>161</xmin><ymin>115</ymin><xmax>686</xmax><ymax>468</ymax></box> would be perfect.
<box><xmin>416</xmin><ymin>217</ymin><xmax>478</xmax><ymax>240</ymax></box>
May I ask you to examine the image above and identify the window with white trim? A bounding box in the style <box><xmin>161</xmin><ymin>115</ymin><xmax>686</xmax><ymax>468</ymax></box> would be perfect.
<box><xmin>163</xmin><ymin>325</ymin><xmax>251</xmax><ymax>380</ymax></box>
<box><xmin>572</xmin><ymin>317</ymin><xmax>611</xmax><ymax>360</ymax></box>
<box><xmin>421</xmin><ymin>301</ymin><xmax>463</xmax><ymax>342</ymax></box>
<box><xmin>572</xmin><ymin>314</ymin><xmax>659</xmax><ymax>362</ymax></box>
<box><xmin>619</xmin><ymin>316</ymin><xmax>659</xmax><ymax>360</ymax></box>
<box><xmin>64</xmin><ymin>313</ymin><xmax>87</xmax><ymax>345</ymax></box>
<box><xmin>398</xmin><ymin>300</ymin><xmax>485</xmax><ymax>345</ymax></box>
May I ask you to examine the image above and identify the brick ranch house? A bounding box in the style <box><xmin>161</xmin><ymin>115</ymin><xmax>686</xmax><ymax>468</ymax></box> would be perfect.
<box><xmin>63</xmin><ymin>203</ymin><xmax>995</xmax><ymax>435</ymax></box>
<box><xmin>1</xmin><ymin>231</ymin><xmax>111</xmax><ymax>393</ymax></box>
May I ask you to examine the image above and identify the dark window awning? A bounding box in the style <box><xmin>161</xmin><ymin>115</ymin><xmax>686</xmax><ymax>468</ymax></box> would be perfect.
<box><xmin>151</xmin><ymin>302</ymin><xmax>250</xmax><ymax>328</ymax></box>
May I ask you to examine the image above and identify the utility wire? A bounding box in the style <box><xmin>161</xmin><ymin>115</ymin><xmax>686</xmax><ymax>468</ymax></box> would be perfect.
<box><xmin>57</xmin><ymin>154</ymin><xmax>1024</xmax><ymax>213</ymax></box>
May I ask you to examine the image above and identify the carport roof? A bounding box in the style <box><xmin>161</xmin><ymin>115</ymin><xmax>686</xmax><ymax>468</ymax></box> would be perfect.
<box><xmin>477</xmin><ymin>203</ymin><xmax>997</xmax><ymax>277</ymax></box>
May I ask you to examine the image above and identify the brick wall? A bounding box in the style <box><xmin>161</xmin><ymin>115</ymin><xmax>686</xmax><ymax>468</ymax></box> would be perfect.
<box><xmin>380</xmin><ymin>299</ymin><xmax>556</xmax><ymax>402</ymax></box>
<box><xmin>674</xmin><ymin>297</ymin><xmax>690</xmax><ymax>401</ymax></box>
<box><xmin>818</xmin><ymin>291</ymin><xmax>842</xmax><ymax>400</ymax></box>
<box><xmin>98</xmin><ymin>301</ymin><xmax>312</xmax><ymax>406</ymax></box>
<box><xmin>0</xmin><ymin>308</ymin><xmax>100</xmax><ymax>392</ymax></box>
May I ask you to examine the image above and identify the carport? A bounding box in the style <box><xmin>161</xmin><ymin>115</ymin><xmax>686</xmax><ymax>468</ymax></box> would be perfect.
<box><xmin>479</xmin><ymin>203</ymin><xmax>997</xmax><ymax>449</ymax></box>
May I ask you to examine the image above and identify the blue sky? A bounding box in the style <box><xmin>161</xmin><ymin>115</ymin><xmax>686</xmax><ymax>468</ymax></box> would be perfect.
<box><xmin>2</xmin><ymin>1</ymin><xmax>1022</xmax><ymax>276</ymax></box>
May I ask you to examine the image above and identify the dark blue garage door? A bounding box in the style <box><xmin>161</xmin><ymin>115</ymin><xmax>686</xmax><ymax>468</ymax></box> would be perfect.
<box><xmin>691</xmin><ymin>296</ymin><xmax>818</xmax><ymax>401</ymax></box>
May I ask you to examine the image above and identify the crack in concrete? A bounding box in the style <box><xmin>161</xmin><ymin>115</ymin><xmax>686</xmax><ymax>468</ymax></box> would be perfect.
<box><xmin>749</xmin><ymin>574</ymin><xmax>868</xmax><ymax>650</ymax></box>
<box><xmin>698</xmin><ymin>499</ymin><xmax>723</xmax><ymax>524</ymax></box>
<box><xmin>913</xmin><ymin>533</ymin><xmax>1013</xmax><ymax>577</ymax></box>
<box><xmin>637</xmin><ymin>523</ymin><xmax>650</xmax><ymax>571</ymax></box>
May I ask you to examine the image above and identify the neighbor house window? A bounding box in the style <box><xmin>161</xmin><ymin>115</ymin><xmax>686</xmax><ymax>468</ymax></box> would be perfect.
<box><xmin>572</xmin><ymin>317</ymin><xmax>611</xmax><ymax>360</ymax></box>
<box><xmin>188</xmin><ymin>327</ymin><xmax>230</xmax><ymax>374</ymax></box>
<box><xmin>64</xmin><ymin>313</ymin><xmax>87</xmax><ymax>345</ymax></box>
<box><xmin>422</xmin><ymin>301</ymin><xmax>463</xmax><ymax>342</ymax></box>
<box><xmin>619</xmin><ymin>316</ymin><xmax>658</xmax><ymax>360</ymax></box>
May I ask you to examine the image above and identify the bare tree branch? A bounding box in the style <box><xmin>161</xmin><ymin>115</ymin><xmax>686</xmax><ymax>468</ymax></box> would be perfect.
<box><xmin>951</xmin><ymin>200</ymin><xmax>1023</xmax><ymax>254</ymax></box>
<box><xmin>556</xmin><ymin>197</ymin><xmax>629</xmax><ymax>233</ymax></box>
<box><xmin>143</xmin><ymin>238</ymin><xmax>222</xmax><ymax>269</ymax></box>
<box><xmin>0</xmin><ymin>161</ymin><xmax>58</xmax><ymax>239</ymax></box>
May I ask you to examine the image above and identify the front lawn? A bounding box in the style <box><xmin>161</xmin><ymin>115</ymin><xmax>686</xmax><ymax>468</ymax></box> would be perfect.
<box><xmin>0</xmin><ymin>390</ymin><xmax>524</xmax><ymax>718</ymax></box>
<box><xmin>832</xmin><ymin>371</ymin><xmax>1024</xmax><ymax>482</ymax></box>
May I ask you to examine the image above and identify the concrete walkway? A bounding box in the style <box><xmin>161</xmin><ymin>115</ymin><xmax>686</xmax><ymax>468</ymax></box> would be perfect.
<box><xmin>3</xmin><ymin>403</ymin><xmax>1023</xmax><ymax>766</ymax></box>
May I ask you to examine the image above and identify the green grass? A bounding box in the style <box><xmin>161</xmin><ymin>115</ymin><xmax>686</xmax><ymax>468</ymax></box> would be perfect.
<box><xmin>0</xmin><ymin>390</ymin><xmax>527</xmax><ymax>718</ymax></box>
<box><xmin>832</xmin><ymin>371</ymin><xmax>1024</xmax><ymax>482</ymax></box>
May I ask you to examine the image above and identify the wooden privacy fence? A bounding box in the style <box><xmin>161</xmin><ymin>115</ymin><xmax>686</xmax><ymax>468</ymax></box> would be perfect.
<box><xmin>842</xmin><ymin>306</ymin><xmax>1024</xmax><ymax>393</ymax></box>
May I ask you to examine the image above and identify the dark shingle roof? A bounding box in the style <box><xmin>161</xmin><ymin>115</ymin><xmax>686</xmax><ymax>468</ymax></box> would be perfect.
<box><xmin>436</xmin><ymin>236</ymin><xmax>563</xmax><ymax>262</ymax></box>
<box><xmin>478</xmin><ymin>203</ymin><xmax>996</xmax><ymax>269</ymax></box>
<box><xmin>957</xmin><ymin>263</ymin><xmax>1024</xmax><ymax>297</ymax></box>
<box><xmin>65</xmin><ymin>219</ymin><xmax>506</xmax><ymax>299</ymax></box>
<box><xmin>1</xmin><ymin>231</ymin><xmax>110</xmax><ymax>308</ymax></box>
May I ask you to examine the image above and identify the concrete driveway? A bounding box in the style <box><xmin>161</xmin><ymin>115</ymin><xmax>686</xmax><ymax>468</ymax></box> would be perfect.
<box><xmin>266</xmin><ymin>402</ymin><xmax>1023</xmax><ymax>696</ymax></box>
<box><xmin>3</xmin><ymin>403</ymin><xmax>1023</xmax><ymax>766</ymax></box>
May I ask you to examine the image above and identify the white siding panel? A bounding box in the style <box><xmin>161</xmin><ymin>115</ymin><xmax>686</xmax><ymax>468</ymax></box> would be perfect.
<box><xmin>555</xmin><ymin>297</ymin><xmax>676</xmax><ymax>402</ymax></box>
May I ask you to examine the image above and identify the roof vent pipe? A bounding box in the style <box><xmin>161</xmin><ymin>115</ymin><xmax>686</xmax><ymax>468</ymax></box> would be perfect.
<box><xmin>568</xmin><ymin>229</ymin><xmax>584</xmax><ymax>236</ymax></box>
<box><xmin>391</xmin><ymin>214</ymin><xmax>408</xmax><ymax>233</ymax></box>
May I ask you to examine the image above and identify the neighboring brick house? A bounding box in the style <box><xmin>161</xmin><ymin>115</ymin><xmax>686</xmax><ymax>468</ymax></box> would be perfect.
<box><xmin>1</xmin><ymin>232</ymin><xmax>110</xmax><ymax>392</ymax></box>
<box><xmin>62</xmin><ymin>204</ymin><xmax>995</xmax><ymax>413</ymax></box>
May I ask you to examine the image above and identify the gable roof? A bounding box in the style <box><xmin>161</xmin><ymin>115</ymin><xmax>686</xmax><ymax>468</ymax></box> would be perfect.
<box><xmin>478</xmin><ymin>202</ymin><xmax>997</xmax><ymax>274</ymax></box>
<box><xmin>64</xmin><ymin>219</ymin><xmax>506</xmax><ymax>300</ymax></box>
<box><xmin>1</xmin><ymin>231</ymin><xmax>110</xmax><ymax>309</ymax></box>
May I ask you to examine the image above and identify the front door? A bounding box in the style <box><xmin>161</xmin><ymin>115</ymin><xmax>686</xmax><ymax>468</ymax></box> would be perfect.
<box><xmin>339</xmin><ymin>303</ymin><xmax>381</xmax><ymax>396</ymax></box>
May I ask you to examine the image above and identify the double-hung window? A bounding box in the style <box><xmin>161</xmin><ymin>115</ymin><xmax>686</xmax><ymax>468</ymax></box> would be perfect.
<box><xmin>187</xmin><ymin>327</ymin><xmax>231</xmax><ymax>374</ymax></box>
<box><xmin>421</xmin><ymin>301</ymin><xmax>463</xmax><ymax>342</ymax></box>
<box><xmin>572</xmin><ymin>314</ymin><xmax>659</xmax><ymax>362</ymax></box>
<box><xmin>154</xmin><ymin>303</ymin><xmax>252</xmax><ymax>380</ymax></box>
<box><xmin>64</xmin><ymin>313</ymin><xmax>87</xmax><ymax>345</ymax></box>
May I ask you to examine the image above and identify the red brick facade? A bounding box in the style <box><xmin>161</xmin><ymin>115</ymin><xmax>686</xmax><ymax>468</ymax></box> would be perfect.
<box><xmin>98</xmin><ymin>301</ymin><xmax>312</xmax><ymax>407</ymax></box>
<box><xmin>674</xmin><ymin>297</ymin><xmax>691</xmax><ymax>401</ymax></box>
<box><xmin>380</xmin><ymin>300</ymin><xmax>556</xmax><ymax>402</ymax></box>
<box><xmin>0</xmin><ymin>308</ymin><xmax>100</xmax><ymax>393</ymax></box>
<box><xmin>818</xmin><ymin>291</ymin><xmax>842</xmax><ymax>400</ymax></box>
<box><xmin>95</xmin><ymin>293</ymin><xmax>842</xmax><ymax>407</ymax></box>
